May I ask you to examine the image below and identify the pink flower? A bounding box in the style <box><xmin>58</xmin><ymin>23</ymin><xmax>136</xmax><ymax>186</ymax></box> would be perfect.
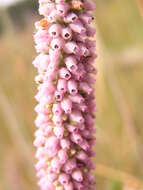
<box><xmin>49</xmin><ymin>48</ymin><xmax>61</xmax><ymax>62</ymax></box>
<box><xmin>61</xmin><ymin>98</ymin><xmax>72</xmax><ymax>114</ymax></box>
<box><xmin>72</xmin><ymin>169</ymin><xmax>83</xmax><ymax>182</ymax></box>
<box><xmin>69</xmin><ymin>21</ymin><xmax>86</xmax><ymax>34</ymax></box>
<box><xmin>53</xmin><ymin>126</ymin><xmax>64</xmax><ymax>139</ymax></box>
<box><xmin>40</xmin><ymin>178</ymin><xmax>55</xmax><ymax>190</ymax></box>
<box><xmin>67</xmin><ymin>79</ymin><xmax>78</xmax><ymax>95</ymax></box>
<box><xmin>60</xmin><ymin>138</ymin><xmax>70</xmax><ymax>149</ymax></box>
<box><xmin>51</xmin><ymin>37</ymin><xmax>64</xmax><ymax>51</ymax></box>
<box><xmin>51</xmin><ymin>157</ymin><xmax>62</xmax><ymax>173</ymax></box>
<box><xmin>35</xmin><ymin>147</ymin><xmax>45</xmax><ymax>159</ymax></box>
<box><xmin>79</xmin><ymin>13</ymin><xmax>94</xmax><ymax>24</ymax></box>
<box><xmin>68</xmin><ymin>94</ymin><xmax>84</xmax><ymax>104</ymax></box>
<box><xmin>65</xmin><ymin>56</ymin><xmax>78</xmax><ymax>73</ymax></box>
<box><xmin>55</xmin><ymin>90</ymin><xmax>64</xmax><ymax>102</ymax></box>
<box><xmin>39</xmin><ymin>2</ymin><xmax>55</xmax><ymax>16</ymax></box>
<box><xmin>48</xmin><ymin>24</ymin><xmax>62</xmax><ymax>38</ymax></box>
<box><xmin>79</xmin><ymin>140</ymin><xmax>90</xmax><ymax>151</ymax></box>
<box><xmin>34</xmin><ymin>0</ymin><xmax>96</xmax><ymax>189</ymax></box>
<box><xmin>47</xmin><ymin>173</ymin><xmax>58</xmax><ymax>182</ymax></box>
<box><xmin>35</xmin><ymin>103</ymin><xmax>49</xmax><ymax>115</ymax></box>
<box><xmin>41</xmin><ymin>81</ymin><xmax>56</xmax><ymax>95</ymax></box>
<box><xmin>33</xmin><ymin>135</ymin><xmax>45</xmax><ymax>147</ymax></box>
<box><xmin>64</xmin><ymin>41</ymin><xmax>79</xmax><ymax>54</ymax></box>
<box><xmin>52</xmin><ymin>103</ymin><xmax>63</xmax><ymax>116</ymax></box>
<box><xmin>56</xmin><ymin>2</ymin><xmax>69</xmax><ymax>17</ymax></box>
<box><xmin>70</xmin><ymin>132</ymin><xmax>83</xmax><ymax>145</ymax></box>
<box><xmin>35</xmin><ymin>158</ymin><xmax>47</xmax><ymax>170</ymax></box>
<box><xmin>45</xmin><ymin>136</ymin><xmax>59</xmax><ymax>157</ymax></box>
<box><xmin>53</xmin><ymin>114</ymin><xmax>63</xmax><ymax>126</ymax></box>
<box><xmin>59</xmin><ymin>173</ymin><xmax>70</xmax><ymax>185</ymax></box>
<box><xmin>56</xmin><ymin>0</ymin><xmax>65</xmax><ymax>3</ymax></box>
<box><xmin>84</xmin><ymin>0</ymin><xmax>96</xmax><ymax>11</ymax></box>
<box><xmin>35</xmin><ymin>114</ymin><xmax>49</xmax><ymax>127</ymax></box>
<box><xmin>64</xmin><ymin>12</ymin><xmax>78</xmax><ymax>23</ymax></box>
<box><xmin>57</xmin><ymin>79</ymin><xmax>67</xmax><ymax>93</ymax></box>
<box><xmin>58</xmin><ymin>149</ymin><xmax>68</xmax><ymax>164</ymax></box>
<box><xmin>62</xmin><ymin>27</ymin><xmax>72</xmax><ymax>40</ymax></box>
<box><xmin>36</xmin><ymin>169</ymin><xmax>46</xmax><ymax>179</ymax></box>
<box><xmin>35</xmin><ymin>42</ymin><xmax>49</xmax><ymax>53</ymax></box>
<box><xmin>66</xmin><ymin>124</ymin><xmax>78</xmax><ymax>133</ymax></box>
<box><xmin>86</xmin><ymin>26</ymin><xmax>96</xmax><ymax>37</ymax></box>
<box><xmin>34</xmin><ymin>29</ymin><xmax>50</xmax><ymax>45</ymax></box>
<box><xmin>47</xmin><ymin>10</ymin><xmax>58</xmax><ymax>22</ymax></box>
<box><xmin>73</xmin><ymin>182</ymin><xmax>84</xmax><ymax>190</ymax></box>
<box><xmin>63</xmin><ymin>158</ymin><xmax>76</xmax><ymax>174</ymax></box>
<box><xmin>76</xmin><ymin>150</ymin><xmax>88</xmax><ymax>162</ymax></box>
<box><xmin>79</xmin><ymin>82</ymin><xmax>93</xmax><ymax>95</ymax></box>
<box><xmin>59</xmin><ymin>67</ymin><xmax>71</xmax><ymax>80</ymax></box>
<box><xmin>70</xmin><ymin>110</ymin><xmax>84</xmax><ymax>124</ymax></box>
<box><xmin>64</xmin><ymin>182</ymin><xmax>74</xmax><ymax>190</ymax></box>
<box><xmin>78</xmin><ymin>43</ymin><xmax>90</xmax><ymax>57</ymax></box>
<box><xmin>73</xmin><ymin>32</ymin><xmax>87</xmax><ymax>43</ymax></box>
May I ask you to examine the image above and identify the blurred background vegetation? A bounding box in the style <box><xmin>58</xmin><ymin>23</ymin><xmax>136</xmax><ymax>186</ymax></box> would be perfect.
<box><xmin>0</xmin><ymin>0</ymin><xmax>143</xmax><ymax>189</ymax></box>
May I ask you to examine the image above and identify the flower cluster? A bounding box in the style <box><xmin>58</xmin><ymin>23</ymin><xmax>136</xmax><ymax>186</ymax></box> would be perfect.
<box><xmin>33</xmin><ymin>0</ymin><xmax>97</xmax><ymax>190</ymax></box>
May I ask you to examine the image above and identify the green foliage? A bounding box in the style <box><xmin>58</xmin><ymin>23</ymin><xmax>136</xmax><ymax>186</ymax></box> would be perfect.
<box><xmin>0</xmin><ymin>16</ymin><xmax>4</xmax><ymax>35</ymax></box>
<box><xmin>96</xmin><ymin>0</ymin><xmax>143</xmax><ymax>51</ymax></box>
<box><xmin>109</xmin><ymin>180</ymin><xmax>123</xmax><ymax>190</ymax></box>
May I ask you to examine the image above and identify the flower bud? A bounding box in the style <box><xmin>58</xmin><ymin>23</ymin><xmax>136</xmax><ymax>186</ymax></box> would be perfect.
<box><xmin>51</xmin><ymin>157</ymin><xmax>62</xmax><ymax>173</ymax></box>
<box><xmin>58</xmin><ymin>149</ymin><xmax>68</xmax><ymax>164</ymax></box>
<box><xmin>57</xmin><ymin>79</ymin><xmax>67</xmax><ymax>93</ymax></box>
<box><xmin>64</xmin><ymin>41</ymin><xmax>79</xmax><ymax>54</ymax></box>
<box><xmin>63</xmin><ymin>159</ymin><xmax>76</xmax><ymax>174</ymax></box>
<box><xmin>70</xmin><ymin>111</ymin><xmax>84</xmax><ymax>124</ymax></box>
<box><xmin>65</xmin><ymin>56</ymin><xmax>78</xmax><ymax>73</ymax></box>
<box><xmin>49</xmin><ymin>24</ymin><xmax>62</xmax><ymax>38</ymax></box>
<box><xmin>64</xmin><ymin>12</ymin><xmax>78</xmax><ymax>23</ymax></box>
<box><xmin>67</xmin><ymin>79</ymin><xmax>78</xmax><ymax>95</ymax></box>
<box><xmin>60</xmin><ymin>138</ymin><xmax>70</xmax><ymax>149</ymax></box>
<box><xmin>59</xmin><ymin>173</ymin><xmax>70</xmax><ymax>185</ymax></box>
<box><xmin>59</xmin><ymin>67</ymin><xmax>71</xmax><ymax>80</ymax></box>
<box><xmin>51</xmin><ymin>38</ymin><xmax>64</xmax><ymax>51</ymax></box>
<box><xmin>61</xmin><ymin>98</ymin><xmax>72</xmax><ymax>114</ymax></box>
<box><xmin>54</xmin><ymin>126</ymin><xmax>64</xmax><ymax>139</ymax></box>
<box><xmin>56</xmin><ymin>3</ymin><xmax>69</xmax><ymax>16</ymax></box>
<box><xmin>55</xmin><ymin>90</ymin><xmax>64</xmax><ymax>102</ymax></box>
<box><xmin>62</xmin><ymin>27</ymin><xmax>72</xmax><ymax>40</ymax></box>
<box><xmin>69</xmin><ymin>21</ymin><xmax>86</xmax><ymax>34</ymax></box>
<box><xmin>52</xmin><ymin>103</ymin><xmax>62</xmax><ymax>116</ymax></box>
<box><xmin>64</xmin><ymin>182</ymin><xmax>74</xmax><ymax>190</ymax></box>
<box><xmin>72</xmin><ymin>169</ymin><xmax>83</xmax><ymax>182</ymax></box>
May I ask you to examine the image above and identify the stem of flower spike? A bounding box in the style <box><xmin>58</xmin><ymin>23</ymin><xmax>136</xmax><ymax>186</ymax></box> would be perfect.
<box><xmin>33</xmin><ymin>0</ymin><xmax>97</xmax><ymax>190</ymax></box>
